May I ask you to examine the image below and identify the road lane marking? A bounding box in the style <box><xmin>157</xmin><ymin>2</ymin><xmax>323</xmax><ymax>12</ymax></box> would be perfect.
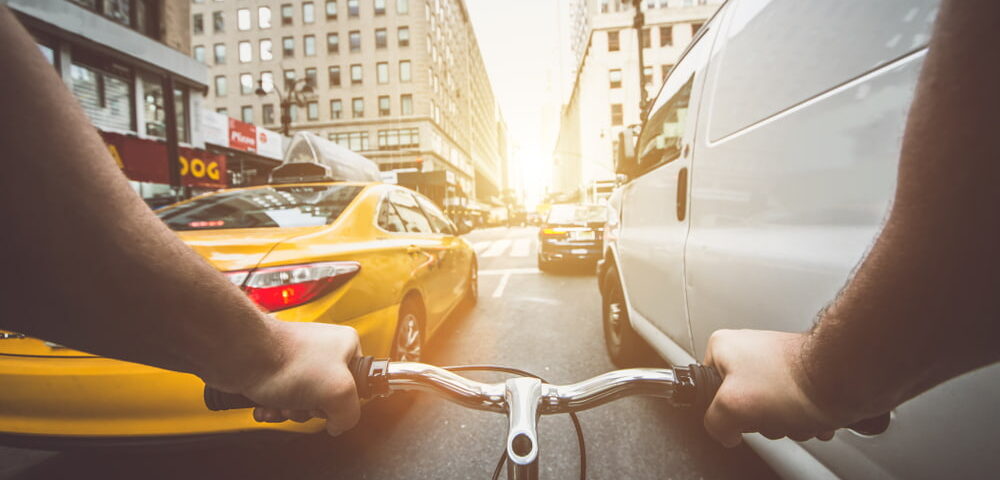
<box><xmin>473</xmin><ymin>241</ymin><xmax>491</xmax><ymax>252</ymax></box>
<box><xmin>492</xmin><ymin>272</ymin><xmax>511</xmax><ymax>298</ymax></box>
<box><xmin>481</xmin><ymin>239</ymin><xmax>511</xmax><ymax>257</ymax></box>
<box><xmin>479</xmin><ymin>268</ymin><xmax>540</xmax><ymax>276</ymax></box>
<box><xmin>510</xmin><ymin>238</ymin><xmax>531</xmax><ymax>257</ymax></box>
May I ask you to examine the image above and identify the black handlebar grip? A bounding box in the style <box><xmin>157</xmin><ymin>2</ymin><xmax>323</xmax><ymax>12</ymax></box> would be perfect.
<box><xmin>203</xmin><ymin>356</ymin><xmax>370</xmax><ymax>411</ymax></box>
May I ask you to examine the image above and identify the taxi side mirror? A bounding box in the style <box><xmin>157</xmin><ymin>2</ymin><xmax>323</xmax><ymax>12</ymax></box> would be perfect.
<box><xmin>455</xmin><ymin>220</ymin><xmax>473</xmax><ymax>235</ymax></box>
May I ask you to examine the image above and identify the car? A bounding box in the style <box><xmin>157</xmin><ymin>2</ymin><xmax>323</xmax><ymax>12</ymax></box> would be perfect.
<box><xmin>599</xmin><ymin>0</ymin><xmax>998</xmax><ymax>478</ymax></box>
<box><xmin>0</xmin><ymin>137</ymin><xmax>477</xmax><ymax>447</ymax></box>
<box><xmin>537</xmin><ymin>204</ymin><xmax>606</xmax><ymax>271</ymax></box>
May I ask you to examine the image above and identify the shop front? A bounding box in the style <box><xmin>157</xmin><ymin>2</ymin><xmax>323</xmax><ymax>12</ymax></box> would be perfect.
<box><xmin>200</xmin><ymin>110</ymin><xmax>285</xmax><ymax>188</ymax></box>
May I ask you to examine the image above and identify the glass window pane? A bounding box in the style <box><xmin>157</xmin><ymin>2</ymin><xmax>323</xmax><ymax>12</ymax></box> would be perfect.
<box><xmin>237</xmin><ymin>8</ymin><xmax>251</xmax><ymax>30</ymax></box>
<box><xmin>239</xmin><ymin>41</ymin><xmax>252</xmax><ymax>62</ymax></box>
<box><xmin>259</xmin><ymin>7</ymin><xmax>272</xmax><ymax>28</ymax></box>
<box><xmin>260</xmin><ymin>39</ymin><xmax>273</xmax><ymax>60</ymax></box>
<box><xmin>141</xmin><ymin>74</ymin><xmax>165</xmax><ymax>138</ymax></box>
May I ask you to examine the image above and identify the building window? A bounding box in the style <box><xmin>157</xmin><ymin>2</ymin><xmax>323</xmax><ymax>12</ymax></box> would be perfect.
<box><xmin>329</xmin><ymin>131</ymin><xmax>369</xmax><ymax>151</ymax></box>
<box><xmin>282</xmin><ymin>36</ymin><xmax>294</xmax><ymax>57</ymax></box>
<box><xmin>661</xmin><ymin>64</ymin><xmax>672</xmax><ymax>80</ymax></box>
<box><xmin>326</xmin><ymin>0</ymin><xmax>338</xmax><ymax>19</ymax></box>
<box><xmin>375</xmin><ymin>28</ymin><xmax>387</xmax><ymax>48</ymax></box>
<box><xmin>328</xmin><ymin>66</ymin><xmax>341</xmax><ymax>86</ymax></box>
<box><xmin>611</xmin><ymin>104</ymin><xmax>623</xmax><ymax>126</ymax></box>
<box><xmin>330</xmin><ymin>99</ymin><xmax>343</xmax><ymax>119</ymax></box>
<box><xmin>396</xmin><ymin>0</ymin><xmax>409</xmax><ymax>14</ymax></box>
<box><xmin>659</xmin><ymin>25</ymin><xmax>672</xmax><ymax>47</ymax></box>
<box><xmin>259</xmin><ymin>6</ymin><xmax>272</xmax><ymax>28</ymax></box>
<box><xmin>193</xmin><ymin>45</ymin><xmax>206</xmax><ymax>63</ymax></box>
<box><xmin>140</xmin><ymin>74</ymin><xmax>164</xmax><ymax>137</ymax></box>
<box><xmin>305</xmin><ymin>67</ymin><xmax>317</xmax><ymax>87</ymax></box>
<box><xmin>307</xmin><ymin>101</ymin><xmax>319</xmax><ymax>120</ymax></box>
<box><xmin>378</xmin><ymin>95</ymin><xmax>390</xmax><ymax>116</ymax></box>
<box><xmin>212</xmin><ymin>11</ymin><xmax>224</xmax><ymax>33</ymax></box>
<box><xmin>281</xmin><ymin>3</ymin><xmax>293</xmax><ymax>25</ymax></box>
<box><xmin>692</xmin><ymin>22</ymin><xmax>703</xmax><ymax>35</ymax></box>
<box><xmin>261</xmin><ymin>71</ymin><xmax>274</xmax><ymax>92</ymax></box>
<box><xmin>377</xmin><ymin>128</ymin><xmax>419</xmax><ymax>150</ymax></box>
<box><xmin>401</xmin><ymin>94</ymin><xmax>412</xmax><ymax>115</ymax></box>
<box><xmin>284</xmin><ymin>69</ymin><xmax>296</xmax><ymax>89</ymax></box>
<box><xmin>303</xmin><ymin>2</ymin><xmax>315</xmax><ymax>23</ymax></box>
<box><xmin>600</xmin><ymin>0</ymin><xmax>609</xmax><ymax>13</ymax></box>
<box><xmin>374</xmin><ymin>0</ymin><xmax>386</xmax><ymax>15</ymax></box>
<box><xmin>347</xmin><ymin>0</ymin><xmax>359</xmax><ymax>17</ymax></box>
<box><xmin>398</xmin><ymin>26</ymin><xmax>410</xmax><ymax>47</ymax></box>
<box><xmin>641</xmin><ymin>28</ymin><xmax>651</xmax><ymax>48</ymax></box>
<box><xmin>213</xmin><ymin>43</ymin><xmax>226</xmax><ymax>64</ymax></box>
<box><xmin>376</xmin><ymin>62</ymin><xmax>389</xmax><ymax>84</ymax></box>
<box><xmin>350</xmin><ymin>64</ymin><xmax>362</xmax><ymax>84</ymax></box>
<box><xmin>609</xmin><ymin>69</ymin><xmax>622</xmax><ymax>88</ymax></box>
<box><xmin>193</xmin><ymin>13</ymin><xmax>204</xmax><ymax>34</ymax></box>
<box><xmin>263</xmin><ymin>104</ymin><xmax>275</xmax><ymax>125</ymax></box>
<box><xmin>239</xmin><ymin>41</ymin><xmax>252</xmax><ymax>62</ymax></box>
<box><xmin>241</xmin><ymin>105</ymin><xmax>253</xmax><ymax>124</ymax></box>
<box><xmin>349</xmin><ymin>31</ymin><xmax>361</xmax><ymax>52</ymax></box>
<box><xmin>237</xmin><ymin>8</ymin><xmax>251</xmax><ymax>31</ymax></box>
<box><xmin>289</xmin><ymin>104</ymin><xmax>298</xmax><ymax>122</ymax></box>
<box><xmin>260</xmin><ymin>39</ymin><xmax>273</xmax><ymax>61</ymax></box>
<box><xmin>304</xmin><ymin>35</ymin><xmax>316</xmax><ymax>56</ymax></box>
<box><xmin>327</xmin><ymin>33</ymin><xmax>340</xmax><ymax>54</ymax></box>
<box><xmin>399</xmin><ymin>60</ymin><xmax>411</xmax><ymax>82</ymax></box>
<box><xmin>240</xmin><ymin>73</ymin><xmax>254</xmax><ymax>95</ymax></box>
<box><xmin>214</xmin><ymin>75</ymin><xmax>227</xmax><ymax>96</ymax></box>
<box><xmin>174</xmin><ymin>86</ymin><xmax>189</xmax><ymax>143</ymax></box>
<box><xmin>608</xmin><ymin>30</ymin><xmax>619</xmax><ymax>51</ymax></box>
<box><xmin>352</xmin><ymin>97</ymin><xmax>364</xmax><ymax>118</ymax></box>
<box><xmin>216</xmin><ymin>107</ymin><xmax>228</xmax><ymax>115</ymax></box>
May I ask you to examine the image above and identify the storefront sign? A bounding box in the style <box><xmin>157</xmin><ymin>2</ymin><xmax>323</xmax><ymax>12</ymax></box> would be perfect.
<box><xmin>228</xmin><ymin>118</ymin><xmax>257</xmax><ymax>152</ymax></box>
<box><xmin>201</xmin><ymin>110</ymin><xmax>229</xmax><ymax>146</ymax></box>
<box><xmin>200</xmin><ymin>110</ymin><xmax>284</xmax><ymax>161</ymax></box>
<box><xmin>256</xmin><ymin>127</ymin><xmax>282</xmax><ymax>159</ymax></box>
<box><xmin>100</xmin><ymin>131</ymin><xmax>227</xmax><ymax>189</ymax></box>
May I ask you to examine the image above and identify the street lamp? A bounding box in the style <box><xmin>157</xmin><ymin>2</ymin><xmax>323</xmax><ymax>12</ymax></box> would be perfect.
<box><xmin>631</xmin><ymin>0</ymin><xmax>650</xmax><ymax>118</ymax></box>
<box><xmin>256</xmin><ymin>78</ymin><xmax>315</xmax><ymax>136</ymax></box>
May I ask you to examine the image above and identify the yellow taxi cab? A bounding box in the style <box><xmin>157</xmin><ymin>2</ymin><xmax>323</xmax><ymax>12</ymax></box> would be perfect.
<box><xmin>0</xmin><ymin>134</ymin><xmax>477</xmax><ymax>447</ymax></box>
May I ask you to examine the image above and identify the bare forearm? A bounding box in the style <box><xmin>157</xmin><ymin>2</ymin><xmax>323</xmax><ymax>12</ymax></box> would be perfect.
<box><xmin>800</xmin><ymin>0</ymin><xmax>1000</xmax><ymax>419</ymax></box>
<box><xmin>0</xmin><ymin>8</ymin><xmax>281</xmax><ymax>390</ymax></box>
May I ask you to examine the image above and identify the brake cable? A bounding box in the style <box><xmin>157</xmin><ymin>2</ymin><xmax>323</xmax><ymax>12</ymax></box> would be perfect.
<box><xmin>443</xmin><ymin>365</ymin><xmax>587</xmax><ymax>480</ymax></box>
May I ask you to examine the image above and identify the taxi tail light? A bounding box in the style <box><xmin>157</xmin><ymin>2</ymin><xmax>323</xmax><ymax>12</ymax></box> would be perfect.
<box><xmin>236</xmin><ymin>261</ymin><xmax>361</xmax><ymax>312</ymax></box>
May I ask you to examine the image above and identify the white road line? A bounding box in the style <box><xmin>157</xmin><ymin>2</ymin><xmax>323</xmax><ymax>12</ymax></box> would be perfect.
<box><xmin>473</xmin><ymin>241</ymin><xmax>491</xmax><ymax>253</ymax></box>
<box><xmin>479</xmin><ymin>268</ymin><xmax>540</xmax><ymax>276</ymax></box>
<box><xmin>510</xmin><ymin>238</ymin><xmax>531</xmax><ymax>257</ymax></box>
<box><xmin>492</xmin><ymin>272</ymin><xmax>511</xmax><ymax>298</ymax></box>
<box><xmin>481</xmin><ymin>239</ymin><xmax>511</xmax><ymax>257</ymax></box>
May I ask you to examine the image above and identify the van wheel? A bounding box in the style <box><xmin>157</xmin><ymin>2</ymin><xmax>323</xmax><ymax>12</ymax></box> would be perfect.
<box><xmin>602</xmin><ymin>271</ymin><xmax>651</xmax><ymax>368</ymax></box>
<box><xmin>391</xmin><ymin>297</ymin><xmax>424</xmax><ymax>362</ymax></box>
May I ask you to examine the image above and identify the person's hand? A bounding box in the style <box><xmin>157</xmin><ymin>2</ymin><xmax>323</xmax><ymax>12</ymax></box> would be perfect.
<box><xmin>702</xmin><ymin>329</ymin><xmax>843</xmax><ymax>447</ymax></box>
<box><xmin>221</xmin><ymin>321</ymin><xmax>362</xmax><ymax>436</ymax></box>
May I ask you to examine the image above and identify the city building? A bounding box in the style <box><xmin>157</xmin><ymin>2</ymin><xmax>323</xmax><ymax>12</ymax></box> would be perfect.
<box><xmin>6</xmin><ymin>0</ymin><xmax>219</xmax><ymax>207</ymax></box>
<box><xmin>191</xmin><ymin>0</ymin><xmax>508</xmax><ymax>211</ymax></box>
<box><xmin>553</xmin><ymin>0</ymin><xmax>722</xmax><ymax>198</ymax></box>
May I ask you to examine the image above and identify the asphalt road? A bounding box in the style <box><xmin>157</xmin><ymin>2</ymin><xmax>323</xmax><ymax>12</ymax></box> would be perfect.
<box><xmin>0</xmin><ymin>227</ymin><xmax>775</xmax><ymax>480</ymax></box>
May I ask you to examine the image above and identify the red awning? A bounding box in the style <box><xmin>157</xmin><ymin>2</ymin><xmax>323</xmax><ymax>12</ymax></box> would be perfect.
<box><xmin>100</xmin><ymin>131</ymin><xmax>227</xmax><ymax>189</ymax></box>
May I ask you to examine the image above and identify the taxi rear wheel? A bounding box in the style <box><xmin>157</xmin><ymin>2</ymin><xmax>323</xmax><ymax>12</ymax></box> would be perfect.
<box><xmin>391</xmin><ymin>298</ymin><xmax>424</xmax><ymax>362</ymax></box>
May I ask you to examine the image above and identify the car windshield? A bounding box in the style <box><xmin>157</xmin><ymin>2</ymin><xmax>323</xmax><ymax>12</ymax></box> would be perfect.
<box><xmin>546</xmin><ymin>205</ymin><xmax>606</xmax><ymax>225</ymax></box>
<box><xmin>158</xmin><ymin>185</ymin><xmax>363</xmax><ymax>231</ymax></box>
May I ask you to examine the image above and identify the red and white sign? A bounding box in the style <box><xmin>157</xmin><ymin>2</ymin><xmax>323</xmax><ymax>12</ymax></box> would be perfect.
<box><xmin>200</xmin><ymin>110</ymin><xmax>284</xmax><ymax>160</ymax></box>
<box><xmin>256</xmin><ymin>127</ymin><xmax>282</xmax><ymax>159</ymax></box>
<box><xmin>228</xmin><ymin>117</ymin><xmax>257</xmax><ymax>152</ymax></box>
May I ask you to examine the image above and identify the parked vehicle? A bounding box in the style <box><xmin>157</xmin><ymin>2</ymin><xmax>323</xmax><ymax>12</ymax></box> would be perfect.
<box><xmin>599</xmin><ymin>0</ymin><xmax>998</xmax><ymax>478</ymax></box>
<box><xmin>537</xmin><ymin>204</ymin><xmax>606</xmax><ymax>271</ymax></box>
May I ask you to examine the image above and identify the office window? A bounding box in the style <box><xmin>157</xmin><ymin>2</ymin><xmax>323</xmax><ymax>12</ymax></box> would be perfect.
<box><xmin>377</xmin><ymin>128</ymin><xmax>419</xmax><ymax>150</ymax></box>
<box><xmin>350</xmin><ymin>64</ymin><xmax>362</xmax><ymax>84</ymax></box>
<box><xmin>376</xmin><ymin>62</ymin><xmax>389</xmax><ymax>84</ymax></box>
<box><xmin>238</xmin><ymin>41</ymin><xmax>252</xmax><ymax>62</ymax></box>
<box><xmin>401</xmin><ymin>94</ymin><xmax>412</xmax><ymax>115</ymax></box>
<box><xmin>303</xmin><ymin>2</ymin><xmax>315</xmax><ymax>23</ymax></box>
<box><xmin>600</xmin><ymin>0</ymin><xmax>609</xmax><ymax>13</ymax></box>
<box><xmin>326</xmin><ymin>1</ymin><xmax>338</xmax><ymax>19</ymax></box>
<box><xmin>611</xmin><ymin>104</ymin><xmax>623</xmax><ymax>126</ymax></box>
<box><xmin>261</xmin><ymin>71</ymin><xmax>274</xmax><ymax>92</ymax></box>
<box><xmin>304</xmin><ymin>35</ymin><xmax>316</xmax><ymax>56</ymax></box>
<box><xmin>214</xmin><ymin>75</ymin><xmax>227</xmax><ymax>96</ymax></box>
<box><xmin>352</xmin><ymin>97</ymin><xmax>364</xmax><ymax>118</ymax></box>
<box><xmin>240</xmin><ymin>73</ymin><xmax>254</xmax><ymax>95</ymax></box>
<box><xmin>260</xmin><ymin>39</ymin><xmax>273</xmax><ymax>61</ymax></box>
<box><xmin>348</xmin><ymin>0</ymin><xmax>359</xmax><ymax>17</ymax></box>
<box><xmin>375</xmin><ymin>28</ymin><xmax>387</xmax><ymax>48</ymax></box>
<box><xmin>659</xmin><ymin>25</ymin><xmax>672</xmax><ymax>47</ymax></box>
<box><xmin>216</xmin><ymin>107</ymin><xmax>228</xmax><ymax>115</ymax></box>
<box><xmin>330</xmin><ymin>99</ymin><xmax>343</xmax><ymax>119</ymax></box>
<box><xmin>641</xmin><ymin>28</ymin><xmax>651</xmax><ymax>48</ymax></box>
<box><xmin>139</xmin><ymin>75</ymin><xmax>164</xmax><ymax>137</ymax></box>
<box><xmin>237</xmin><ymin>8</ymin><xmax>251</xmax><ymax>30</ymax></box>
<box><xmin>193</xmin><ymin>45</ymin><xmax>205</xmax><ymax>63</ymax></box>
<box><xmin>212</xmin><ymin>11</ymin><xmax>223</xmax><ymax>33</ymax></box>
<box><xmin>399</xmin><ymin>60</ymin><xmax>411</xmax><ymax>82</ymax></box>
<box><xmin>396</xmin><ymin>0</ymin><xmax>409</xmax><ymax>14</ymax></box>
<box><xmin>213</xmin><ymin>43</ymin><xmax>226</xmax><ymax>64</ymax></box>
<box><xmin>329</xmin><ymin>131</ymin><xmax>368</xmax><ymax>151</ymax></box>
<box><xmin>193</xmin><ymin>13</ymin><xmax>203</xmax><ymax>34</ymax></box>
<box><xmin>609</xmin><ymin>69</ymin><xmax>622</xmax><ymax>88</ymax></box>
<box><xmin>262</xmin><ymin>104</ymin><xmax>275</xmax><ymax>125</ymax></box>
<box><xmin>349</xmin><ymin>31</ymin><xmax>361</xmax><ymax>52</ymax></box>
<box><xmin>378</xmin><ymin>95</ymin><xmax>390</xmax><ymax>117</ymax></box>
<box><xmin>307</xmin><ymin>101</ymin><xmax>319</xmax><ymax>120</ymax></box>
<box><xmin>608</xmin><ymin>30</ymin><xmax>619</xmax><ymax>51</ymax></box>
<box><xmin>692</xmin><ymin>23</ymin><xmax>703</xmax><ymax>35</ymax></box>
<box><xmin>282</xmin><ymin>36</ymin><xmax>294</xmax><ymax>57</ymax></box>
<box><xmin>643</xmin><ymin>66</ymin><xmax>653</xmax><ymax>85</ymax></box>
<box><xmin>327</xmin><ymin>33</ymin><xmax>340</xmax><ymax>53</ymax></box>
<box><xmin>328</xmin><ymin>66</ymin><xmax>341</xmax><ymax>86</ymax></box>
<box><xmin>289</xmin><ymin>104</ymin><xmax>298</xmax><ymax>122</ymax></box>
<box><xmin>281</xmin><ymin>3</ymin><xmax>293</xmax><ymax>25</ymax></box>
<box><xmin>284</xmin><ymin>69</ymin><xmax>296</xmax><ymax>89</ymax></box>
<box><xmin>398</xmin><ymin>26</ymin><xmax>410</xmax><ymax>47</ymax></box>
<box><xmin>374</xmin><ymin>0</ymin><xmax>386</xmax><ymax>15</ymax></box>
<box><xmin>241</xmin><ymin>106</ymin><xmax>253</xmax><ymax>124</ymax></box>
<box><xmin>305</xmin><ymin>67</ymin><xmax>317</xmax><ymax>87</ymax></box>
<box><xmin>259</xmin><ymin>7</ymin><xmax>272</xmax><ymax>28</ymax></box>
<box><xmin>174</xmin><ymin>88</ymin><xmax>195</xmax><ymax>142</ymax></box>
<box><xmin>661</xmin><ymin>64</ymin><xmax>673</xmax><ymax>80</ymax></box>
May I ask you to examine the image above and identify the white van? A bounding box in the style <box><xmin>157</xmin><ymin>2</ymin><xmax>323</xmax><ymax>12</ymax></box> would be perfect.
<box><xmin>598</xmin><ymin>0</ymin><xmax>999</xmax><ymax>478</ymax></box>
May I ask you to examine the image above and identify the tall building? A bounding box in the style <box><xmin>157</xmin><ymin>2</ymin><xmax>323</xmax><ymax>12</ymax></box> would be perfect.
<box><xmin>191</xmin><ymin>0</ymin><xmax>508</xmax><ymax>208</ymax></box>
<box><xmin>7</xmin><ymin>0</ymin><xmax>215</xmax><ymax>206</ymax></box>
<box><xmin>553</xmin><ymin>0</ymin><xmax>721</xmax><ymax>197</ymax></box>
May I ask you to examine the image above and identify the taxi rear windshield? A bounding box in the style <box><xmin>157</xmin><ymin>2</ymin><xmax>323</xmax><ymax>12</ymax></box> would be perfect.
<box><xmin>158</xmin><ymin>185</ymin><xmax>363</xmax><ymax>231</ymax></box>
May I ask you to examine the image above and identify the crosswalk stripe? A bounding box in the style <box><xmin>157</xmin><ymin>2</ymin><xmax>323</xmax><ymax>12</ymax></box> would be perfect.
<box><xmin>473</xmin><ymin>241</ymin><xmax>491</xmax><ymax>252</ymax></box>
<box><xmin>481</xmin><ymin>239</ymin><xmax>511</xmax><ymax>257</ymax></box>
<box><xmin>510</xmin><ymin>238</ymin><xmax>531</xmax><ymax>257</ymax></box>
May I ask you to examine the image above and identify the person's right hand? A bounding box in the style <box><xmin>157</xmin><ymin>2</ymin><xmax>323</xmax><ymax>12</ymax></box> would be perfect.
<box><xmin>210</xmin><ymin>321</ymin><xmax>363</xmax><ymax>436</ymax></box>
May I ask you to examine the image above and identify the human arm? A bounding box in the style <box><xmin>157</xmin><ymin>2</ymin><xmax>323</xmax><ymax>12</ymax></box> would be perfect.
<box><xmin>702</xmin><ymin>0</ymin><xmax>1000</xmax><ymax>447</ymax></box>
<box><xmin>0</xmin><ymin>7</ymin><xmax>359</xmax><ymax>434</ymax></box>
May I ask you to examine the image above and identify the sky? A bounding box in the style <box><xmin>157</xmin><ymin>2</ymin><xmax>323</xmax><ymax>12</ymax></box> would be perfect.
<box><xmin>465</xmin><ymin>0</ymin><xmax>570</xmax><ymax>209</ymax></box>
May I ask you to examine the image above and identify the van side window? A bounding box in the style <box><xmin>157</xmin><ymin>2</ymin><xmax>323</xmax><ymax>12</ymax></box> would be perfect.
<box><xmin>389</xmin><ymin>191</ymin><xmax>433</xmax><ymax>233</ymax></box>
<box><xmin>635</xmin><ymin>75</ymin><xmax>693</xmax><ymax>172</ymax></box>
<box><xmin>377</xmin><ymin>198</ymin><xmax>406</xmax><ymax>232</ymax></box>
